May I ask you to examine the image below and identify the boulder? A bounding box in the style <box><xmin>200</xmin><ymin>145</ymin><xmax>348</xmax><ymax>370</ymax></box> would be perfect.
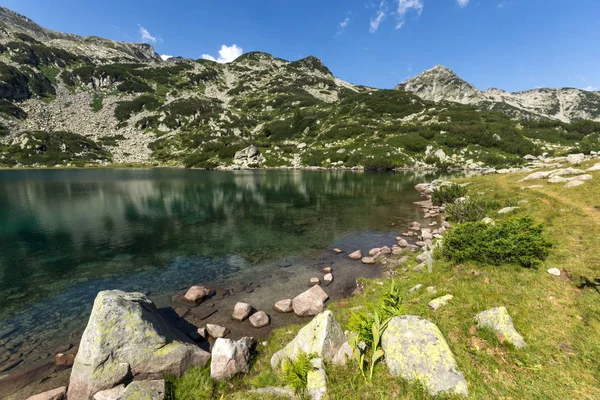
<box><xmin>568</xmin><ymin>174</ymin><xmax>593</xmax><ymax>182</ymax></box>
<box><xmin>206</xmin><ymin>324</ymin><xmax>230</xmax><ymax>338</ymax></box>
<box><xmin>183</xmin><ymin>286</ymin><xmax>213</xmax><ymax>304</ymax></box>
<box><xmin>26</xmin><ymin>387</ymin><xmax>66</xmax><ymax>400</ymax></box>
<box><xmin>249</xmin><ymin>311</ymin><xmax>270</xmax><ymax>328</ymax></box>
<box><xmin>380</xmin><ymin>246</ymin><xmax>392</xmax><ymax>255</ymax></box>
<box><xmin>348</xmin><ymin>250</ymin><xmax>362</xmax><ymax>260</ymax></box>
<box><xmin>234</xmin><ymin>145</ymin><xmax>263</xmax><ymax>167</ymax></box>
<box><xmin>332</xmin><ymin>341</ymin><xmax>353</xmax><ymax>366</ymax></box>
<box><xmin>93</xmin><ymin>385</ymin><xmax>125</xmax><ymax>400</ymax></box>
<box><xmin>474</xmin><ymin>307</ymin><xmax>526</xmax><ymax>348</ymax></box>
<box><xmin>428</xmin><ymin>294</ymin><xmax>453</xmax><ymax>310</ymax></box>
<box><xmin>271</xmin><ymin>311</ymin><xmax>346</xmax><ymax>369</ymax></box>
<box><xmin>566</xmin><ymin>153</ymin><xmax>585</xmax><ymax>164</ymax></box>
<box><xmin>67</xmin><ymin>291</ymin><xmax>210</xmax><ymax>400</ymax></box>
<box><xmin>397</xmin><ymin>239</ymin><xmax>409</xmax><ymax>248</ymax></box>
<box><xmin>120</xmin><ymin>380</ymin><xmax>165</xmax><ymax>400</ymax></box>
<box><xmin>292</xmin><ymin>285</ymin><xmax>329</xmax><ymax>317</ymax></box>
<box><xmin>518</xmin><ymin>171</ymin><xmax>552</xmax><ymax>182</ymax></box>
<box><xmin>565</xmin><ymin>180</ymin><xmax>585</xmax><ymax>188</ymax></box>
<box><xmin>232</xmin><ymin>302</ymin><xmax>252</xmax><ymax>321</ymax></box>
<box><xmin>210</xmin><ymin>338</ymin><xmax>252</xmax><ymax>380</ymax></box>
<box><xmin>368</xmin><ymin>248</ymin><xmax>381</xmax><ymax>256</ymax></box>
<box><xmin>587</xmin><ymin>163</ymin><xmax>600</xmax><ymax>172</ymax></box>
<box><xmin>382</xmin><ymin>316</ymin><xmax>468</xmax><ymax>396</ymax></box>
<box><xmin>274</xmin><ymin>299</ymin><xmax>293</xmax><ymax>313</ymax></box>
<box><xmin>323</xmin><ymin>273</ymin><xmax>333</xmax><ymax>285</ymax></box>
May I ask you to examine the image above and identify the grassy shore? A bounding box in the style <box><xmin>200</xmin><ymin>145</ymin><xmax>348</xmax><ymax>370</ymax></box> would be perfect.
<box><xmin>168</xmin><ymin>161</ymin><xmax>600</xmax><ymax>399</ymax></box>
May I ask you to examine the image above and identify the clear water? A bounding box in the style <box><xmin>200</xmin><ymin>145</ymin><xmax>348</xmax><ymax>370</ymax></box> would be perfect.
<box><xmin>0</xmin><ymin>169</ymin><xmax>449</xmax><ymax>373</ymax></box>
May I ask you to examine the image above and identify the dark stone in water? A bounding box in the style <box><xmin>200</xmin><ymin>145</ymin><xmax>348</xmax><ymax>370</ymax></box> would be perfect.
<box><xmin>190</xmin><ymin>307</ymin><xmax>218</xmax><ymax>321</ymax></box>
<box><xmin>0</xmin><ymin>359</ymin><xmax>21</xmax><ymax>373</ymax></box>
<box><xmin>0</xmin><ymin>361</ymin><xmax>55</xmax><ymax>398</ymax></box>
<box><xmin>230</xmin><ymin>283</ymin><xmax>246</xmax><ymax>293</ymax></box>
<box><xmin>210</xmin><ymin>288</ymin><xmax>230</xmax><ymax>300</ymax></box>
<box><xmin>0</xmin><ymin>325</ymin><xmax>18</xmax><ymax>340</ymax></box>
<box><xmin>175</xmin><ymin>307</ymin><xmax>190</xmax><ymax>318</ymax></box>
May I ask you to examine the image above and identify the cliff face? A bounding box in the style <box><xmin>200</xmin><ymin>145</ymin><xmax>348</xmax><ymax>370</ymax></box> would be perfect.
<box><xmin>396</xmin><ymin>65</ymin><xmax>600</xmax><ymax>123</ymax></box>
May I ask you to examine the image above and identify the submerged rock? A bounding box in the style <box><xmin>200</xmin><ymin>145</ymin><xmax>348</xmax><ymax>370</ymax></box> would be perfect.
<box><xmin>210</xmin><ymin>338</ymin><xmax>253</xmax><ymax>380</ymax></box>
<box><xmin>184</xmin><ymin>285</ymin><xmax>214</xmax><ymax>304</ymax></box>
<box><xmin>271</xmin><ymin>311</ymin><xmax>345</xmax><ymax>369</ymax></box>
<box><xmin>67</xmin><ymin>290</ymin><xmax>210</xmax><ymax>400</ymax></box>
<box><xmin>474</xmin><ymin>307</ymin><xmax>526</xmax><ymax>348</ymax></box>
<box><xmin>382</xmin><ymin>316</ymin><xmax>468</xmax><ymax>397</ymax></box>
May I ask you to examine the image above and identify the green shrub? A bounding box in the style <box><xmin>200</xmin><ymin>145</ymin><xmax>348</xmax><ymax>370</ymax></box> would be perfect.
<box><xmin>0</xmin><ymin>122</ymin><xmax>9</xmax><ymax>136</ymax></box>
<box><xmin>281</xmin><ymin>352</ymin><xmax>317</xmax><ymax>394</ymax></box>
<box><xmin>117</xmin><ymin>79</ymin><xmax>153</xmax><ymax>94</ymax></box>
<box><xmin>431</xmin><ymin>183</ymin><xmax>467</xmax><ymax>206</ymax></box>
<box><xmin>445</xmin><ymin>197</ymin><xmax>515</xmax><ymax>223</ymax></box>
<box><xmin>91</xmin><ymin>94</ymin><xmax>103</xmax><ymax>112</ymax></box>
<box><xmin>441</xmin><ymin>216</ymin><xmax>552</xmax><ymax>267</ymax></box>
<box><xmin>114</xmin><ymin>95</ymin><xmax>160</xmax><ymax>121</ymax></box>
<box><xmin>0</xmin><ymin>99</ymin><xmax>27</xmax><ymax>119</ymax></box>
<box><xmin>165</xmin><ymin>367</ymin><xmax>220</xmax><ymax>400</ymax></box>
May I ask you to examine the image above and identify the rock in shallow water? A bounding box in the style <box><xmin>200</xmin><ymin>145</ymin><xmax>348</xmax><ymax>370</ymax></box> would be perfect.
<box><xmin>348</xmin><ymin>250</ymin><xmax>362</xmax><ymax>260</ymax></box>
<box><xmin>26</xmin><ymin>386</ymin><xmax>66</xmax><ymax>400</ymax></box>
<box><xmin>67</xmin><ymin>290</ymin><xmax>210</xmax><ymax>400</ymax></box>
<box><xmin>206</xmin><ymin>324</ymin><xmax>230</xmax><ymax>338</ymax></box>
<box><xmin>232</xmin><ymin>302</ymin><xmax>252</xmax><ymax>321</ymax></box>
<box><xmin>249</xmin><ymin>311</ymin><xmax>270</xmax><ymax>328</ymax></box>
<box><xmin>382</xmin><ymin>316</ymin><xmax>468</xmax><ymax>397</ymax></box>
<box><xmin>292</xmin><ymin>285</ymin><xmax>329</xmax><ymax>317</ymax></box>
<box><xmin>273</xmin><ymin>299</ymin><xmax>293</xmax><ymax>313</ymax></box>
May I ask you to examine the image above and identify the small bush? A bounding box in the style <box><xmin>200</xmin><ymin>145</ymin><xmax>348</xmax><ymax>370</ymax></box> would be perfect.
<box><xmin>90</xmin><ymin>94</ymin><xmax>103</xmax><ymax>112</ymax></box>
<box><xmin>0</xmin><ymin>99</ymin><xmax>27</xmax><ymax>119</ymax></box>
<box><xmin>164</xmin><ymin>367</ymin><xmax>220</xmax><ymax>400</ymax></box>
<box><xmin>445</xmin><ymin>197</ymin><xmax>512</xmax><ymax>223</ymax></box>
<box><xmin>282</xmin><ymin>352</ymin><xmax>317</xmax><ymax>394</ymax></box>
<box><xmin>114</xmin><ymin>95</ymin><xmax>160</xmax><ymax>121</ymax></box>
<box><xmin>431</xmin><ymin>183</ymin><xmax>468</xmax><ymax>206</ymax></box>
<box><xmin>441</xmin><ymin>216</ymin><xmax>552</xmax><ymax>267</ymax></box>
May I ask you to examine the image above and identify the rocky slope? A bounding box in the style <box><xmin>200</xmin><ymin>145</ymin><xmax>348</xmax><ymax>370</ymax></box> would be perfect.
<box><xmin>396</xmin><ymin>65</ymin><xmax>600</xmax><ymax>123</ymax></box>
<box><xmin>0</xmin><ymin>7</ymin><xmax>599</xmax><ymax>169</ymax></box>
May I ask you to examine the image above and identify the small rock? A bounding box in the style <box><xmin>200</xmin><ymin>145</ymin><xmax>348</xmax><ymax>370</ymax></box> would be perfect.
<box><xmin>274</xmin><ymin>299</ymin><xmax>293</xmax><ymax>313</ymax></box>
<box><xmin>361</xmin><ymin>257</ymin><xmax>376</xmax><ymax>265</ymax></box>
<box><xmin>416</xmin><ymin>253</ymin><xmax>428</xmax><ymax>263</ymax></box>
<box><xmin>565</xmin><ymin>180</ymin><xmax>585</xmax><ymax>188</ymax></box>
<box><xmin>428</xmin><ymin>294</ymin><xmax>453</xmax><ymax>310</ymax></box>
<box><xmin>566</xmin><ymin>153</ymin><xmax>585</xmax><ymax>165</ymax></box>
<box><xmin>324</xmin><ymin>273</ymin><xmax>333</xmax><ymax>285</ymax></box>
<box><xmin>397</xmin><ymin>239</ymin><xmax>409</xmax><ymax>248</ymax></box>
<box><xmin>206</xmin><ymin>324</ymin><xmax>230</xmax><ymax>338</ymax></box>
<box><xmin>413</xmin><ymin>263</ymin><xmax>426</xmax><ymax>273</ymax></box>
<box><xmin>368</xmin><ymin>248</ymin><xmax>381</xmax><ymax>256</ymax></box>
<box><xmin>475</xmin><ymin>307</ymin><xmax>526</xmax><ymax>348</ymax></box>
<box><xmin>210</xmin><ymin>338</ymin><xmax>252</xmax><ymax>380</ymax></box>
<box><xmin>426</xmin><ymin>286</ymin><xmax>436</xmax><ymax>293</ymax></box>
<box><xmin>323</xmin><ymin>267</ymin><xmax>332</xmax><ymax>273</ymax></box>
<box><xmin>310</xmin><ymin>277</ymin><xmax>321</xmax><ymax>286</ymax></box>
<box><xmin>55</xmin><ymin>353</ymin><xmax>75</xmax><ymax>368</ymax></box>
<box><xmin>332</xmin><ymin>248</ymin><xmax>343</xmax><ymax>254</ymax></box>
<box><xmin>497</xmin><ymin>207</ymin><xmax>520</xmax><ymax>215</ymax></box>
<box><xmin>249</xmin><ymin>311</ymin><xmax>270</xmax><ymax>328</ymax></box>
<box><xmin>380</xmin><ymin>246</ymin><xmax>392</xmax><ymax>255</ymax></box>
<box><xmin>93</xmin><ymin>385</ymin><xmax>126</xmax><ymax>400</ymax></box>
<box><xmin>481</xmin><ymin>217</ymin><xmax>495</xmax><ymax>225</ymax></box>
<box><xmin>547</xmin><ymin>268</ymin><xmax>561</xmax><ymax>276</ymax></box>
<box><xmin>232</xmin><ymin>302</ymin><xmax>253</xmax><ymax>321</ymax></box>
<box><xmin>348</xmin><ymin>250</ymin><xmax>362</xmax><ymax>260</ymax></box>
<box><xmin>26</xmin><ymin>387</ymin><xmax>67</xmax><ymax>400</ymax></box>
<box><xmin>197</xmin><ymin>327</ymin><xmax>208</xmax><ymax>339</ymax></box>
<box><xmin>120</xmin><ymin>380</ymin><xmax>164</xmax><ymax>400</ymax></box>
<box><xmin>184</xmin><ymin>286</ymin><xmax>214</xmax><ymax>304</ymax></box>
<box><xmin>408</xmin><ymin>284</ymin><xmax>423</xmax><ymax>293</ymax></box>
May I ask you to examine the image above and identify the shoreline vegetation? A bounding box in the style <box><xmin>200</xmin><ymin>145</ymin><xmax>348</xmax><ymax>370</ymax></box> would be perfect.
<box><xmin>11</xmin><ymin>158</ymin><xmax>600</xmax><ymax>399</ymax></box>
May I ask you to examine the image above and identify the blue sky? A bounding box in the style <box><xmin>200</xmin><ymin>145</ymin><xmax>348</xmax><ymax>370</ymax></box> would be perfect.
<box><xmin>4</xmin><ymin>0</ymin><xmax>600</xmax><ymax>92</ymax></box>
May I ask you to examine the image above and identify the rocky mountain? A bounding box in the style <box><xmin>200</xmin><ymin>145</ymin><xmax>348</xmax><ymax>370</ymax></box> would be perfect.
<box><xmin>0</xmin><ymin>7</ymin><xmax>599</xmax><ymax>170</ymax></box>
<box><xmin>396</xmin><ymin>65</ymin><xmax>600</xmax><ymax>123</ymax></box>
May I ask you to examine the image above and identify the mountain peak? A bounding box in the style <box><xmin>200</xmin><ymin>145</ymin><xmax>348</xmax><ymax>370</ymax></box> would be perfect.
<box><xmin>395</xmin><ymin>65</ymin><xmax>478</xmax><ymax>103</ymax></box>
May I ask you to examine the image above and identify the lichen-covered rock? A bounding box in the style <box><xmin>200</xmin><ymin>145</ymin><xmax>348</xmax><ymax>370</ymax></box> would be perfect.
<box><xmin>271</xmin><ymin>311</ymin><xmax>345</xmax><ymax>369</ymax></box>
<box><xmin>307</xmin><ymin>358</ymin><xmax>327</xmax><ymax>400</ymax></box>
<box><xmin>332</xmin><ymin>341</ymin><xmax>353</xmax><ymax>365</ymax></box>
<box><xmin>120</xmin><ymin>380</ymin><xmax>165</xmax><ymax>400</ymax></box>
<box><xmin>67</xmin><ymin>290</ymin><xmax>210</xmax><ymax>400</ymax></box>
<box><xmin>93</xmin><ymin>384</ymin><xmax>125</xmax><ymax>400</ymax></box>
<box><xmin>474</xmin><ymin>307</ymin><xmax>526</xmax><ymax>348</ymax></box>
<box><xmin>210</xmin><ymin>338</ymin><xmax>252</xmax><ymax>380</ymax></box>
<box><xmin>428</xmin><ymin>294</ymin><xmax>453</xmax><ymax>310</ymax></box>
<box><xmin>381</xmin><ymin>316</ymin><xmax>468</xmax><ymax>397</ymax></box>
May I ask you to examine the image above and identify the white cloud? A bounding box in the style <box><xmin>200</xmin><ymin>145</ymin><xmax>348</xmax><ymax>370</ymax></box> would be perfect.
<box><xmin>138</xmin><ymin>24</ymin><xmax>158</xmax><ymax>43</ymax></box>
<box><xmin>370</xmin><ymin>1</ymin><xmax>388</xmax><ymax>33</ymax></box>
<box><xmin>160</xmin><ymin>54</ymin><xmax>173</xmax><ymax>61</ymax></box>
<box><xmin>201</xmin><ymin>44</ymin><xmax>243</xmax><ymax>63</ymax></box>
<box><xmin>584</xmin><ymin>86</ymin><xmax>598</xmax><ymax>92</ymax></box>
<box><xmin>336</xmin><ymin>17</ymin><xmax>351</xmax><ymax>36</ymax></box>
<box><xmin>396</xmin><ymin>0</ymin><xmax>424</xmax><ymax>29</ymax></box>
<box><xmin>457</xmin><ymin>0</ymin><xmax>469</xmax><ymax>7</ymax></box>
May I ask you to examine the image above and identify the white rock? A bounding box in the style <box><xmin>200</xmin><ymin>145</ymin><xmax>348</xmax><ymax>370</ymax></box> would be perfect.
<box><xmin>210</xmin><ymin>338</ymin><xmax>253</xmax><ymax>380</ymax></box>
<box><xmin>497</xmin><ymin>206</ymin><xmax>520</xmax><ymax>214</ymax></box>
<box><xmin>206</xmin><ymin>324</ymin><xmax>230</xmax><ymax>338</ymax></box>
<box><xmin>565</xmin><ymin>180</ymin><xmax>585</xmax><ymax>188</ymax></box>
<box><xmin>232</xmin><ymin>302</ymin><xmax>252</xmax><ymax>321</ymax></box>
<box><xmin>547</xmin><ymin>268</ymin><xmax>561</xmax><ymax>276</ymax></box>
<box><xmin>249</xmin><ymin>311</ymin><xmax>270</xmax><ymax>328</ymax></box>
<box><xmin>566</xmin><ymin>153</ymin><xmax>585</xmax><ymax>164</ymax></box>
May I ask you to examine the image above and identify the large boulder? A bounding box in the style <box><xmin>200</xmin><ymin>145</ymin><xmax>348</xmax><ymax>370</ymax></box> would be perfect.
<box><xmin>67</xmin><ymin>290</ymin><xmax>210</xmax><ymax>400</ymax></box>
<box><xmin>292</xmin><ymin>285</ymin><xmax>329</xmax><ymax>317</ymax></box>
<box><xmin>210</xmin><ymin>337</ymin><xmax>254</xmax><ymax>380</ymax></box>
<box><xmin>271</xmin><ymin>311</ymin><xmax>346</xmax><ymax>369</ymax></box>
<box><xmin>474</xmin><ymin>307</ymin><xmax>526</xmax><ymax>348</ymax></box>
<box><xmin>234</xmin><ymin>145</ymin><xmax>263</xmax><ymax>167</ymax></box>
<box><xmin>381</xmin><ymin>316</ymin><xmax>468</xmax><ymax>397</ymax></box>
<box><xmin>566</xmin><ymin>153</ymin><xmax>585</xmax><ymax>165</ymax></box>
